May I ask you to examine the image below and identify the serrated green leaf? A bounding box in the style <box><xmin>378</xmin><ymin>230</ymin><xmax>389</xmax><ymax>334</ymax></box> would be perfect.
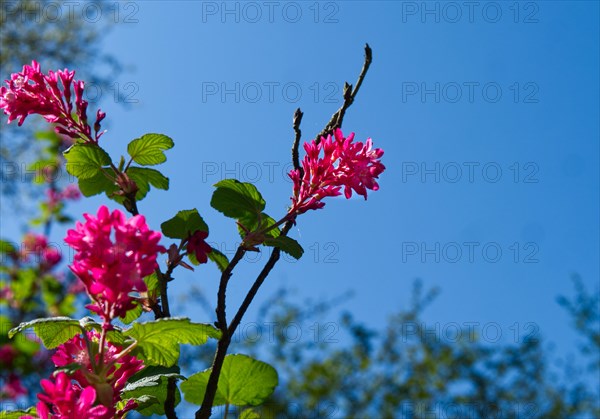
<box><xmin>128</xmin><ymin>365</ymin><xmax>182</xmax><ymax>383</ymax></box>
<box><xmin>9</xmin><ymin>317</ymin><xmax>82</xmax><ymax>349</ymax></box>
<box><xmin>121</xmin><ymin>366</ymin><xmax>184</xmax><ymax>416</ymax></box>
<box><xmin>181</xmin><ymin>354</ymin><xmax>278</xmax><ymax>407</ymax></box>
<box><xmin>124</xmin><ymin>318</ymin><xmax>220</xmax><ymax>366</ymax></box>
<box><xmin>161</xmin><ymin>209</ymin><xmax>209</xmax><ymax>239</ymax></box>
<box><xmin>127</xmin><ymin>133</ymin><xmax>174</xmax><ymax>166</ymax></box>
<box><xmin>264</xmin><ymin>236</ymin><xmax>304</xmax><ymax>259</ymax></box>
<box><xmin>77</xmin><ymin>169</ymin><xmax>117</xmax><ymax>197</ymax></box>
<box><xmin>64</xmin><ymin>144</ymin><xmax>112</xmax><ymax>179</ymax></box>
<box><xmin>210</xmin><ymin>179</ymin><xmax>265</xmax><ymax>221</ymax></box>
<box><xmin>121</xmin><ymin>374</ymin><xmax>183</xmax><ymax>416</ymax></box>
<box><xmin>128</xmin><ymin>167</ymin><xmax>169</xmax><ymax>190</ymax></box>
<box><xmin>240</xmin><ymin>408</ymin><xmax>261</xmax><ymax>419</ymax></box>
<box><xmin>206</xmin><ymin>248</ymin><xmax>229</xmax><ymax>272</ymax></box>
<box><xmin>144</xmin><ymin>272</ymin><xmax>159</xmax><ymax>294</ymax></box>
<box><xmin>117</xmin><ymin>395</ymin><xmax>159</xmax><ymax>415</ymax></box>
<box><xmin>0</xmin><ymin>407</ymin><xmax>37</xmax><ymax>419</ymax></box>
<box><xmin>120</xmin><ymin>302</ymin><xmax>143</xmax><ymax>325</ymax></box>
<box><xmin>236</xmin><ymin>213</ymin><xmax>280</xmax><ymax>238</ymax></box>
<box><xmin>126</xmin><ymin>169</ymin><xmax>150</xmax><ymax>201</ymax></box>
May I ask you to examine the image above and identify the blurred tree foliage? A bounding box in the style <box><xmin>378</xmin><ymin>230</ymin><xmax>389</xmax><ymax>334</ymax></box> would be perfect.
<box><xmin>182</xmin><ymin>276</ymin><xmax>599</xmax><ymax>419</ymax></box>
<box><xmin>0</xmin><ymin>0</ymin><xmax>121</xmax><ymax>198</ymax></box>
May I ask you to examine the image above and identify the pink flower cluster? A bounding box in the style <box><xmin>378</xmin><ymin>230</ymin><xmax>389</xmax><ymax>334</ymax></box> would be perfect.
<box><xmin>0</xmin><ymin>373</ymin><xmax>26</xmax><ymax>399</ymax></box>
<box><xmin>34</xmin><ymin>372</ymin><xmax>110</xmax><ymax>419</ymax></box>
<box><xmin>22</xmin><ymin>331</ymin><xmax>143</xmax><ymax>418</ymax></box>
<box><xmin>0</xmin><ymin>61</ymin><xmax>105</xmax><ymax>143</ymax></box>
<box><xmin>289</xmin><ymin>129</ymin><xmax>385</xmax><ymax>215</ymax></box>
<box><xmin>46</xmin><ymin>184</ymin><xmax>81</xmax><ymax>210</ymax></box>
<box><xmin>65</xmin><ymin>205</ymin><xmax>166</xmax><ymax>322</ymax></box>
<box><xmin>20</xmin><ymin>233</ymin><xmax>62</xmax><ymax>271</ymax></box>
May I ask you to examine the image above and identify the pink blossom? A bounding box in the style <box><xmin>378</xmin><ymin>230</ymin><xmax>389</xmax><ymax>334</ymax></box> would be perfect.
<box><xmin>336</xmin><ymin>132</ymin><xmax>385</xmax><ymax>199</ymax></box>
<box><xmin>61</xmin><ymin>184</ymin><xmax>81</xmax><ymax>201</ymax></box>
<box><xmin>0</xmin><ymin>61</ymin><xmax>106</xmax><ymax>143</ymax></box>
<box><xmin>46</xmin><ymin>189</ymin><xmax>62</xmax><ymax>209</ymax></box>
<box><xmin>36</xmin><ymin>372</ymin><xmax>111</xmax><ymax>419</ymax></box>
<box><xmin>0</xmin><ymin>373</ymin><xmax>26</xmax><ymax>399</ymax></box>
<box><xmin>41</xmin><ymin>247</ymin><xmax>62</xmax><ymax>269</ymax></box>
<box><xmin>0</xmin><ymin>344</ymin><xmax>17</xmax><ymax>366</ymax></box>
<box><xmin>52</xmin><ymin>331</ymin><xmax>143</xmax><ymax>408</ymax></box>
<box><xmin>64</xmin><ymin>205</ymin><xmax>166</xmax><ymax>322</ymax></box>
<box><xmin>20</xmin><ymin>233</ymin><xmax>48</xmax><ymax>262</ymax></box>
<box><xmin>187</xmin><ymin>230</ymin><xmax>212</xmax><ymax>264</ymax></box>
<box><xmin>288</xmin><ymin>129</ymin><xmax>385</xmax><ymax>215</ymax></box>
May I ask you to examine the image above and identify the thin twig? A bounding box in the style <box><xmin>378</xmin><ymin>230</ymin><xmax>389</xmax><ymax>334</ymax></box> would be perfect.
<box><xmin>314</xmin><ymin>43</ymin><xmax>372</xmax><ymax>144</ymax></box>
<box><xmin>195</xmin><ymin>44</ymin><xmax>373</xmax><ymax>419</ymax></box>
<box><xmin>228</xmin><ymin>221</ymin><xmax>293</xmax><ymax>336</ymax></box>
<box><xmin>292</xmin><ymin>108</ymin><xmax>304</xmax><ymax>178</ymax></box>
<box><xmin>216</xmin><ymin>247</ymin><xmax>246</xmax><ymax>332</ymax></box>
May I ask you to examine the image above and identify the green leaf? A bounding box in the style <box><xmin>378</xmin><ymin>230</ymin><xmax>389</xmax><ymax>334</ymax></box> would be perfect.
<box><xmin>264</xmin><ymin>236</ymin><xmax>304</xmax><ymax>260</ymax></box>
<box><xmin>161</xmin><ymin>209</ymin><xmax>209</xmax><ymax>239</ymax></box>
<box><xmin>64</xmin><ymin>144</ymin><xmax>112</xmax><ymax>179</ymax></box>
<box><xmin>0</xmin><ymin>407</ymin><xmax>37</xmax><ymax>418</ymax></box>
<box><xmin>207</xmin><ymin>248</ymin><xmax>229</xmax><ymax>272</ymax></box>
<box><xmin>240</xmin><ymin>408</ymin><xmax>261</xmax><ymax>419</ymax></box>
<box><xmin>128</xmin><ymin>167</ymin><xmax>169</xmax><ymax>190</ymax></box>
<box><xmin>261</xmin><ymin>214</ymin><xmax>281</xmax><ymax>238</ymax></box>
<box><xmin>120</xmin><ymin>303</ymin><xmax>143</xmax><ymax>325</ymax></box>
<box><xmin>9</xmin><ymin>317</ymin><xmax>82</xmax><ymax>349</ymax></box>
<box><xmin>121</xmin><ymin>366</ymin><xmax>184</xmax><ymax>416</ymax></box>
<box><xmin>0</xmin><ymin>239</ymin><xmax>16</xmax><ymax>254</ymax></box>
<box><xmin>144</xmin><ymin>272</ymin><xmax>160</xmax><ymax>294</ymax></box>
<box><xmin>124</xmin><ymin>318</ymin><xmax>220</xmax><ymax>366</ymax></box>
<box><xmin>210</xmin><ymin>179</ymin><xmax>265</xmax><ymax>223</ymax></box>
<box><xmin>181</xmin><ymin>354</ymin><xmax>278</xmax><ymax>407</ymax></box>
<box><xmin>77</xmin><ymin>168</ymin><xmax>117</xmax><ymax>197</ymax></box>
<box><xmin>127</xmin><ymin>133</ymin><xmax>174</xmax><ymax>166</ymax></box>
<box><xmin>117</xmin><ymin>395</ymin><xmax>160</xmax><ymax>416</ymax></box>
<box><xmin>126</xmin><ymin>169</ymin><xmax>150</xmax><ymax>201</ymax></box>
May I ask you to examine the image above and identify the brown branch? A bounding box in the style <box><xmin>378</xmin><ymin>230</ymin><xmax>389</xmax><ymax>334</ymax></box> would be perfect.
<box><xmin>195</xmin><ymin>44</ymin><xmax>373</xmax><ymax>419</ymax></box>
<box><xmin>164</xmin><ymin>377</ymin><xmax>178</xmax><ymax>419</ymax></box>
<box><xmin>228</xmin><ymin>221</ymin><xmax>293</xmax><ymax>336</ymax></box>
<box><xmin>314</xmin><ymin>43</ymin><xmax>372</xmax><ymax>144</ymax></box>
<box><xmin>292</xmin><ymin>108</ymin><xmax>304</xmax><ymax>177</ymax></box>
<box><xmin>195</xmin><ymin>247</ymin><xmax>245</xmax><ymax>419</ymax></box>
<box><xmin>216</xmin><ymin>247</ymin><xmax>246</xmax><ymax>331</ymax></box>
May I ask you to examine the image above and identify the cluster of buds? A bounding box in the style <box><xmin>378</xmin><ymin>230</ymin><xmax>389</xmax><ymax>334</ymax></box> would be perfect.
<box><xmin>289</xmin><ymin>129</ymin><xmax>385</xmax><ymax>215</ymax></box>
<box><xmin>0</xmin><ymin>61</ymin><xmax>106</xmax><ymax>143</ymax></box>
<box><xmin>25</xmin><ymin>331</ymin><xmax>143</xmax><ymax>418</ymax></box>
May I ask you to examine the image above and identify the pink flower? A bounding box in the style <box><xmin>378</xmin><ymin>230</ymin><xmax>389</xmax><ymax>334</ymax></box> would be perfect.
<box><xmin>64</xmin><ymin>205</ymin><xmax>166</xmax><ymax>322</ymax></box>
<box><xmin>61</xmin><ymin>184</ymin><xmax>81</xmax><ymax>201</ymax></box>
<box><xmin>0</xmin><ymin>373</ymin><xmax>27</xmax><ymax>399</ymax></box>
<box><xmin>41</xmin><ymin>247</ymin><xmax>62</xmax><ymax>269</ymax></box>
<box><xmin>20</xmin><ymin>233</ymin><xmax>48</xmax><ymax>262</ymax></box>
<box><xmin>36</xmin><ymin>372</ymin><xmax>111</xmax><ymax>419</ymax></box>
<box><xmin>0</xmin><ymin>61</ymin><xmax>106</xmax><ymax>143</ymax></box>
<box><xmin>288</xmin><ymin>129</ymin><xmax>385</xmax><ymax>215</ymax></box>
<box><xmin>52</xmin><ymin>331</ymin><xmax>143</xmax><ymax>407</ymax></box>
<box><xmin>46</xmin><ymin>189</ymin><xmax>62</xmax><ymax>209</ymax></box>
<box><xmin>336</xmin><ymin>132</ymin><xmax>385</xmax><ymax>199</ymax></box>
<box><xmin>187</xmin><ymin>230</ymin><xmax>212</xmax><ymax>264</ymax></box>
<box><xmin>0</xmin><ymin>344</ymin><xmax>17</xmax><ymax>366</ymax></box>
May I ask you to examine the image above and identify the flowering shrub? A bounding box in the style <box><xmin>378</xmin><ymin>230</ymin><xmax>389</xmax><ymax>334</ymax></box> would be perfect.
<box><xmin>1</xmin><ymin>45</ymin><xmax>382</xmax><ymax>418</ymax></box>
<box><xmin>65</xmin><ymin>206</ymin><xmax>166</xmax><ymax>323</ymax></box>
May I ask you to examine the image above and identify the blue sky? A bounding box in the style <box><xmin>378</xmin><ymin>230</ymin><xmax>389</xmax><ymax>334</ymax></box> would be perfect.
<box><xmin>3</xmin><ymin>0</ymin><xmax>599</xmax><ymax>402</ymax></box>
